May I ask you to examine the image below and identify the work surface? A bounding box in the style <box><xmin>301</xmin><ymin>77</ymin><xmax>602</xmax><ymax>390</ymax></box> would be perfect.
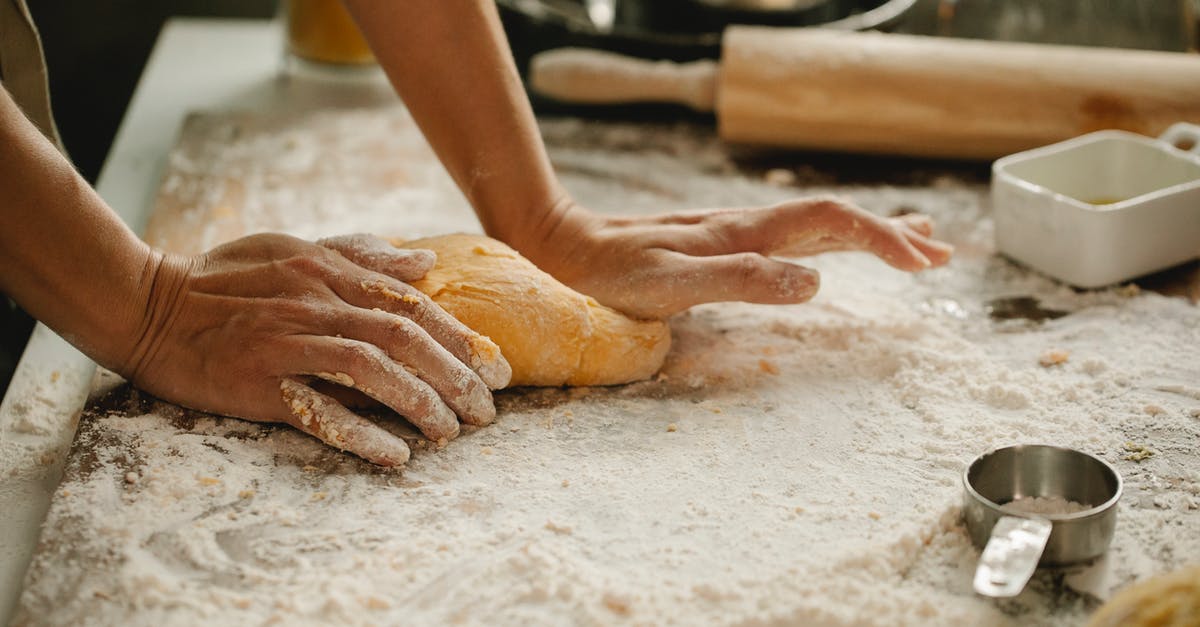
<box><xmin>12</xmin><ymin>107</ymin><xmax>1200</xmax><ymax>626</ymax></box>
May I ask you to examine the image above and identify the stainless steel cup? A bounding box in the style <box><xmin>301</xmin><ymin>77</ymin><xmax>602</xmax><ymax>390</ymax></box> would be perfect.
<box><xmin>962</xmin><ymin>444</ymin><xmax>1122</xmax><ymax>597</ymax></box>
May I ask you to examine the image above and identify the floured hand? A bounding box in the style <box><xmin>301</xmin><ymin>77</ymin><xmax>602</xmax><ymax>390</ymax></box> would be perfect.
<box><xmin>118</xmin><ymin>233</ymin><xmax>511</xmax><ymax>466</ymax></box>
<box><xmin>508</xmin><ymin>197</ymin><xmax>953</xmax><ymax>320</ymax></box>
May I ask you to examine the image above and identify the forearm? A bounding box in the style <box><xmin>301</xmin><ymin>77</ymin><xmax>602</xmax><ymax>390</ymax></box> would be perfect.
<box><xmin>341</xmin><ymin>0</ymin><xmax>569</xmax><ymax>249</ymax></box>
<box><xmin>0</xmin><ymin>85</ymin><xmax>157</xmax><ymax>371</ymax></box>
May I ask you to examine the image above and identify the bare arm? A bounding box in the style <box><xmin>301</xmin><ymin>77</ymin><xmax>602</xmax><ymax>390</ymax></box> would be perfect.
<box><xmin>0</xmin><ymin>84</ymin><xmax>509</xmax><ymax>465</ymax></box>
<box><xmin>344</xmin><ymin>0</ymin><xmax>953</xmax><ymax>319</ymax></box>
<box><xmin>0</xmin><ymin>85</ymin><xmax>156</xmax><ymax>368</ymax></box>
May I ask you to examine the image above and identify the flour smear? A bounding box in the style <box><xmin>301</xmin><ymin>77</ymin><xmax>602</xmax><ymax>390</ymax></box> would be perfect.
<box><xmin>13</xmin><ymin>110</ymin><xmax>1200</xmax><ymax>626</ymax></box>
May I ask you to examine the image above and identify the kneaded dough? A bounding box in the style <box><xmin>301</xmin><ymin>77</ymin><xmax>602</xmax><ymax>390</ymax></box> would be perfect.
<box><xmin>1088</xmin><ymin>565</ymin><xmax>1200</xmax><ymax>627</ymax></box>
<box><xmin>394</xmin><ymin>234</ymin><xmax>671</xmax><ymax>387</ymax></box>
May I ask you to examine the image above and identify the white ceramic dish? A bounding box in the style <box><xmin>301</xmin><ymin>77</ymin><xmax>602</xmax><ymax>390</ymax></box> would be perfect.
<box><xmin>992</xmin><ymin>123</ymin><xmax>1200</xmax><ymax>288</ymax></box>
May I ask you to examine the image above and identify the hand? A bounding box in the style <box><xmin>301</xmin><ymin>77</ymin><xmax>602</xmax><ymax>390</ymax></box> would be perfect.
<box><xmin>510</xmin><ymin>197</ymin><xmax>954</xmax><ymax>319</ymax></box>
<box><xmin>117</xmin><ymin>233</ymin><xmax>512</xmax><ymax>466</ymax></box>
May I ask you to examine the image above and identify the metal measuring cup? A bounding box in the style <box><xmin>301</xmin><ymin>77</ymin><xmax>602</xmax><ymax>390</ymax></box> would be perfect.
<box><xmin>962</xmin><ymin>444</ymin><xmax>1123</xmax><ymax>597</ymax></box>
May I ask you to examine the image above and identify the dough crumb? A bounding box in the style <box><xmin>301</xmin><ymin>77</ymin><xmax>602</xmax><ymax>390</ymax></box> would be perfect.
<box><xmin>480</xmin><ymin>447</ymin><xmax>493</xmax><ymax>456</ymax></box>
<box><xmin>1117</xmin><ymin>283</ymin><xmax>1141</xmax><ymax>297</ymax></box>
<box><xmin>124</xmin><ymin>472</ymin><xmax>139</xmax><ymax>485</ymax></box>
<box><xmin>238</xmin><ymin>489</ymin><xmax>255</xmax><ymax>499</ymax></box>
<box><xmin>868</xmin><ymin>511</ymin><xmax>882</xmax><ymax>520</ymax></box>
<box><xmin>544</xmin><ymin>520</ymin><xmax>572</xmax><ymax>535</ymax></box>
<box><xmin>1144</xmin><ymin>404</ymin><xmax>1166</xmax><ymax>417</ymax></box>
<box><xmin>1039</xmin><ymin>349</ymin><xmax>1070</xmax><ymax>367</ymax></box>
<box><xmin>602</xmin><ymin>592</ymin><xmax>632</xmax><ymax>615</ymax></box>
<box><xmin>198</xmin><ymin>477</ymin><xmax>221</xmax><ymax>486</ymax></box>
<box><xmin>666</xmin><ymin>423</ymin><xmax>678</xmax><ymax>433</ymax></box>
<box><xmin>759</xmin><ymin>359</ymin><xmax>780</xmax><ymax>375</ymax></box>
<box><xmin>1123</xmin><ymin>441</ymin><xmax>1154</xmax><ymax>462</ymax></box>
<box><xmin>311</xmin><ymin>492</ymin><xmax>328</xmax><ymax>501</ymax></box>
<box><xmin>364</xmin><ymin>596</ymin><xmax>390</xmax><ymax>610</ymax></box>
<box><xmin>561</xmin><ymin>479</ymin><xmax>570</xmax><ymax>488</ymax></box>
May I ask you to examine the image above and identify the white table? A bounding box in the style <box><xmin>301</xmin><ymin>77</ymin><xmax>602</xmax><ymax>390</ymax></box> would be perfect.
<box><xmin>0</xmin><ymin>18</ymin><xmax>399</xmax><ymax>623</ymax></box>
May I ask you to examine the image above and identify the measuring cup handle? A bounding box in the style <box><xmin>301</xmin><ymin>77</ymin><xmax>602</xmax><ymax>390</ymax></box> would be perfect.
<box><xmin>973</xmin><ymin>515</ymin><xmax>1052</xmax><ymax>598</ymax></box>
<box><xmin>1159</xmin><ymin>123</ymin><xmax>1200</xmax><ymax>156</ymax></box>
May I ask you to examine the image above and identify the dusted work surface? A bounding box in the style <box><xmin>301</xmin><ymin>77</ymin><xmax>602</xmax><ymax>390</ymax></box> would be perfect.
<box><xmin>0</xmin><ymin>19</ymin><xmax>400</xmax><ymax>623</ymax></box>
<box><xmin>13</xmin><ymin>107</ymin><xmax>1200</xmax><ymax>626</ymax></box>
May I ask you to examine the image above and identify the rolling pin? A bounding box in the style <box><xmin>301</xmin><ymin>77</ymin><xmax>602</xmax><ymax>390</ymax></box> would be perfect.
<box><xmin>530</xmin><ymin>27</ymin><xmax>1200</xmax><ymax>159</ymax></box>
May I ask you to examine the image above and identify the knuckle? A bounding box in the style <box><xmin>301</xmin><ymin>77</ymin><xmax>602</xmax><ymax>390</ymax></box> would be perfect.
<box><xmin>340</xmin><ymin>340</ymin><xmax>387</xmax><ymax>370</ymax></box>
<box><xmin>734</xmin><ymin>254</ymin><xmax>767</xmax><ymax>286</ymax></box>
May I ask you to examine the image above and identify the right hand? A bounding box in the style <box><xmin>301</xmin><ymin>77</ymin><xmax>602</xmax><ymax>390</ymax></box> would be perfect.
<box><xmin>116</xmin><ymin>233</ymin><xmax>512</xmax><ymax>466</ymax></box>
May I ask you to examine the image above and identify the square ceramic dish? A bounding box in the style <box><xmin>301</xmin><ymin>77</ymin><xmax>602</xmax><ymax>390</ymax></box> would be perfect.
<box><xmin>992</xmin><ymin>123</ymin><xmax>1200</xmax><ymax>288</ymax></box>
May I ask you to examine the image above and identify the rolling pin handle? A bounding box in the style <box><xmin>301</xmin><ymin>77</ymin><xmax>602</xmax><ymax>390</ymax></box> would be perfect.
<box><xmin>530</xmin><ymin>48</ymin><xmax>718</xmax><ymax>112</ymax></box>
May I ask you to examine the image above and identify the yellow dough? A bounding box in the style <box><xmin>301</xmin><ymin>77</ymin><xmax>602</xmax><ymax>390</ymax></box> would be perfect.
<box><xmin>1088</xmin><ymin>566</ymin><xmax>1200</xmax><ymax>627</ymax></box>
<box><xmin>395</xmin><ymin>234</ymin><xmax>671</xmax><ymax>387</ymax></box>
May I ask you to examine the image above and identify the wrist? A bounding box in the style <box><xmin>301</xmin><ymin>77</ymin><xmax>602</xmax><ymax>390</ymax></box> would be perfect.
<box><xmin>487</xmin><ymin>195</ymin><xmax>594</xmax><ymax>275</ymax></box>
<box><xmin>108</xmin><ymin>250</ymin><xmax>195</xmax><ymax>383</ymax></box>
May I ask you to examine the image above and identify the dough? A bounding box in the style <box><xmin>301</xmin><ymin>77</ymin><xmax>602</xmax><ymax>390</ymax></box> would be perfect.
<box><xmin>394</xmin><ymin>234</ymin><xmax>670</xmax><ymax>387</ymax></box>
<box><xmin>1088</xmin><ymin>566</ymin><xmax>1200</xmax><ymax>627</ymax></box>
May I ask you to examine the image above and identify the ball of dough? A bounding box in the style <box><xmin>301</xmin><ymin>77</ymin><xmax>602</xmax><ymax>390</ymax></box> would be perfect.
<box><xmin>395</xmin><ymin>234</ymin><xmax>671</xmax><ymax>387</ymax></box>
<box><xmin>1088</xmin><ymin>565</ymin><xmax>1200</xmax><ymax>627</ymax></box>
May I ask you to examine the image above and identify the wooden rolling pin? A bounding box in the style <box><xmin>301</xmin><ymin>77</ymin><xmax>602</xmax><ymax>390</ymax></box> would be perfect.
<box><xmin>530</xmin><ymin>27</ymin><xmax>1200</xmax><ymax>159</ymax></box>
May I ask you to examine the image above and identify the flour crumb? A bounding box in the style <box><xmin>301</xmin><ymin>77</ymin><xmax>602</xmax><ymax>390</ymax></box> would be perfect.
<box><xmin>480</xmin><ymin>447</ymin><xmax>494</xmax><ymax>456</ymax></box>
<box><xmin>764</xmin><ymin>168</ymin><xmax>796</xmax><ymax>186</ymax></box>
<box><xmin>238</xmin><ymin>489</ymin><xmax>255</xmax><ymax>499</ymax></box>
<box><xmin>1144</xmin><ymin>404</ymin><xmax>1166</xmax><ymax>417</ymax></box>
<box><xmin>666</xmin><ymin>423</ymin><xmax>678</xmax><ymax>432</ymax></box>
<box><xmin>1039</xmin><ymin>349</ymin><xmax>1070</xmax><ymax>367</ymax></box>
<box><xmin>124</xmin><ymin>472</ymin><xmax>139</xmax><ymax>485</ymax></box>
<box><xmin>561</xmin><ymin>479</ymin><xmax>570</xmax><ymax>487</ymax></box>
<box><xmin>198</xmin><ymin>477</ymin><xmax>221</xmax><ymax>486</ymax></box>
<box><xmin>868</xmin><ymin>511</ymin><xmax>882</xmax><ymax>520</ymax></box>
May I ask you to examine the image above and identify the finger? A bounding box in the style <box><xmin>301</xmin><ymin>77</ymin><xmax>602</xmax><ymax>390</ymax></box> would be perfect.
<box><xmin>289</xmin><ymin>336</ymin><xmax>461</xmax><ymax>443</ymax></box>
<box><xmin>901</xmin><ymin>229</ymin><xmax>954</xmax><ymax>267</ymax></box>
<box><xmin>856</xmin><ymin>218</ymin><xmax>934</xmax><ymax>272</ymax></box>
<box><xmin>279</xmin><ymin>378</ymin><xmax>411</xmax><ymax>466</ymax></box>
<box><xmin>345</xmin><ymin>276</ymin><xmax>512</xmax><ymax>390</ymax></box>
<box><xmin>654</xmin><ymin>250</ymin><xmax>820</xmax><ymax>312</ymax></box>
<box><xmin>319</xmin><ymin>234</ymin><xmax>436</xmax><ymax>282</ymax></box>
<box><xmin>336</xmin><ymin>307</ymin><xmax>496</xmax><ymax>426</ymax></box>
<box><xmin>894</xmin><ymin>214</ymin><xmax>933</xmax><ymax>238</ymax></box>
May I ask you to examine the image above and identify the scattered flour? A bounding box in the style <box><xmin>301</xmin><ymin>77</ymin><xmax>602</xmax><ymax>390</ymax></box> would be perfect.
<box><xmin>11</xmin><ymin>110</ymin><xmax>1200</xmax><ymax>626</ymax></box>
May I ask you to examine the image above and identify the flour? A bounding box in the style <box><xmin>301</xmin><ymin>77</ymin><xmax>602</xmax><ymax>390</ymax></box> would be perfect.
<box><xmin>1001</xmin><ymin>496</ymin><xmax>1093</xmax><ymax>517</ymax></box>
<box><xmin>12</xmin><ymin>109</ymin><xmax>1200</xmax><ymax>626</ymax></box>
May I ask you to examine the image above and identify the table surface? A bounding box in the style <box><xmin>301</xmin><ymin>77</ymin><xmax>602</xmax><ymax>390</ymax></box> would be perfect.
<box><xmin>0</xmin><ymin>18</ymin><xmax>401</xmax><ymax>623</ymax></box>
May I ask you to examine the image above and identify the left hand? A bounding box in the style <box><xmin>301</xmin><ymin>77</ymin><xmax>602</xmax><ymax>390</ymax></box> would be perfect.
<box><xmin>509</xmin><ymin>196</ymin><xmax>954</xmax><ymax>320</ymax></box>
